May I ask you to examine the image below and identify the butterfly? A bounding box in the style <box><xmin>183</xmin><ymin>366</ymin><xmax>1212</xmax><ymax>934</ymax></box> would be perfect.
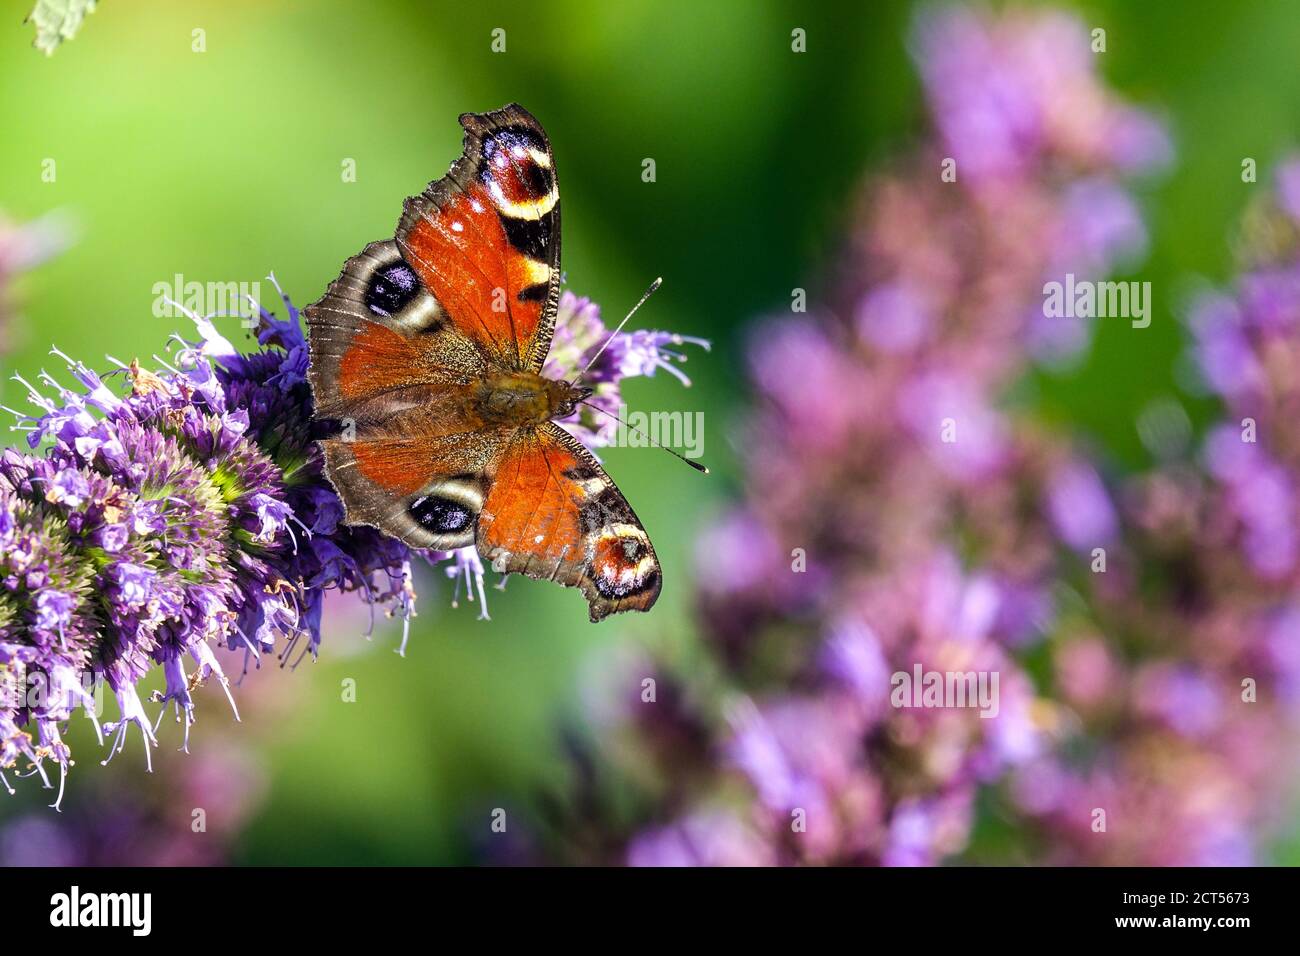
<box><xmin>303</xmin><ymin>104</ymin><xmax>662</xmax><ymax>622</ymax></box>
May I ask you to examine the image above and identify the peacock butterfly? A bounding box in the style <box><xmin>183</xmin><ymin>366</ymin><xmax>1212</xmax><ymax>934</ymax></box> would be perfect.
<box><xmin>303</xmin><ymin>104</ymin><xmax>662</xmax><ymax>622</ymax></box>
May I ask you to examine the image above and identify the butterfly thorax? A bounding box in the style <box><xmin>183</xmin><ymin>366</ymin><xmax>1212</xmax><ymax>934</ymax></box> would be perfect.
<box><xmin>470</xmin><ymin>371</ymin><xmax>590</xmax><ymax>427</ymax></box>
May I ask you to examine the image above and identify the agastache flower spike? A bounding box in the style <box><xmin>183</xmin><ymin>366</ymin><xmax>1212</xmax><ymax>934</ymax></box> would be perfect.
<box><xmin>0</xmin><ymin>279</ymin><xmax>417</xmax><ymax>796</ymax></box>
<box><xmin>0</xmin><ymin>274</ymin><xmax>703</xmax><ymax>800</ymax></box>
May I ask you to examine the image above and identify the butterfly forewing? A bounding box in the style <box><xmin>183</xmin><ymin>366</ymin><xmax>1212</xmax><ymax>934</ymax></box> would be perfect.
<box><xmin>396</xmin><ymin>104</ymin><xmax>562</xmax><ymax>372</ymax></box>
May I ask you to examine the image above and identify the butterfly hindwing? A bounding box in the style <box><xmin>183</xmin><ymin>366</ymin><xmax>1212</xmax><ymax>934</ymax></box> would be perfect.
<box><xmin>396</xmin><ymin>104</ymin><xmax>561</xmax><ymax>373</ymax></box>
<box><xmin>477</xmin><ymin>422</ymin><xmax>662</xmax><ymax>622</ymax></box>
<box><xmin>316</xmin><ymin>399</ymin><xmax>516</xmax><ymax>550</ymax></box>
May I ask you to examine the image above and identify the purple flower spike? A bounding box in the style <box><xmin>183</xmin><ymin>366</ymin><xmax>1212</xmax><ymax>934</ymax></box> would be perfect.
<box><xmin>1</xmin><ymin>270</ymin><xmax>700</xmax><ymax>798</ymax></box>
<box><xmin>0</xmin><ymin>281</ymin><xmax>418</xmax><ymax>790</ymax></box>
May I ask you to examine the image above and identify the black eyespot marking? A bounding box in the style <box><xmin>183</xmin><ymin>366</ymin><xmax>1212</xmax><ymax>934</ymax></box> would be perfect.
<box><xmin>501</xmin><ymin>212</ymin><xmax>553</xmax><ymax>260</ymax></box>
<box><xmin>518</xmin><ymin>160</ymin><xmax>553</xmax><ymax>197</ymax></box>
<box><xmin>518</xmin><ymin>282</ymin><xmax>549</xmax><ymax>303</ymax></box>
<box><xmin>483</xmin><ymin>126</ymin><xmax>545</xmax><ymax>152</ymax></box>
<box><xmin>563</xmin><ymin>465</ymin><xmax>600</xmax><ymax>482</ymax></box>
<box><xmin>409</xmin><ymin>495</ymin><xmax>474</xmax><ymax>534</ymax></box>
<box><xmin>480</xmin><ymin>129</ymin><xmax>555</xmax><ymax>200</ymax></box>
<box><xmin>365</xmin><ymin>261</ymin><xmax>420</xmax><ymax>317</ymax></box>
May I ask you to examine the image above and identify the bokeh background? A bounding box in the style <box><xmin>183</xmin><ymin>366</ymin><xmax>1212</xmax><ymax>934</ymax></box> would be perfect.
<box><xmin>3</xmin><ymin>0</ymin><xmax>1300</xmax><ymax>864</ymax></box>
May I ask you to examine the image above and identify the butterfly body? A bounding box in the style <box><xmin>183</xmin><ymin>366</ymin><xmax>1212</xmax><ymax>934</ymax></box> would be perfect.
<box><xmin>471</xmin><ymin>371</ymin><xmax>590</xmax><ymax>428</ymax></box>
<box><xmin>304</xmin><ymin>104</ymin><xmax>662</xmax><ymax>621</ymax></box>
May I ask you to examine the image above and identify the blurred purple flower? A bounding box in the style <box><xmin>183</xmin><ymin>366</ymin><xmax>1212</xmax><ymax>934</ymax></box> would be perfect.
<box><xmin>627</xmin><ymin>810</ymin><xmax>774</xmax><ymax>867</ymax></box>
<box><xmin>0</xmin><ymin>211</ymin><xmax>69</xmax><ymax>354</ymax></box>
<box><xmin>913</xmin><ymin>6</ymin><xmax>1171</xmax><ymax>184</ymax></box>
<box><xmin>1046</xmin><ymin>460</ymin><xmax>1118</xmax><ymax>552</ymax></box>
<box><xmin>1276</xmin><ymin>159</ymin><xmax>1300</xmax><ymax>225</ymax></box>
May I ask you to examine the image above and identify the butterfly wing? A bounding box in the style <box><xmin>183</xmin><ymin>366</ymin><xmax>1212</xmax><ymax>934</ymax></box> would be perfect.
<box><xmin>396</xmin><ymin>103</ymin><xmax>562</xmax><ymax>373</ymax></box>
<box><xmin>304</xmin><ymin>103</ymin><xmax>562</xmax><ymax>548</ymax></box>
<box><xmin>477</xmin><ymin>422</ymin><xmax>662</xmax><ymax>621</ymax></box>
<box><xmin>307</xmin><ymin>102</ymin><xmax>561</xmax><ymax>414</ymax></box>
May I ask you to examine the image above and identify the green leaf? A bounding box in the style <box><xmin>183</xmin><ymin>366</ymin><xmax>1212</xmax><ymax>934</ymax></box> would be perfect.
<box><xmin>25</xmin><ymin>0</ymin><xmax>98</xmax><ymax>56</ymax></box>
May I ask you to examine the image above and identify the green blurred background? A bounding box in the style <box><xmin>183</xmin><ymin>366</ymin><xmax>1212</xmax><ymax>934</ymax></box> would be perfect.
<box><xmin>2</xmin><ymin>0</ymin><xmax>1300</xmax><ymax>863</ymax></box>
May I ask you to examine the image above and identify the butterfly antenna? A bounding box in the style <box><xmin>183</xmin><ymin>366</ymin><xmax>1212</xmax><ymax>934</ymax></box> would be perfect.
<box><xmin>578</xmin><ymin>399</ymin><xmax>709</xmax><ymax>475</ymax></box>
<box><xmin>579</xmin><ymin>277</ymin><xmax>663</xmax><ymax>378</ymax></box>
